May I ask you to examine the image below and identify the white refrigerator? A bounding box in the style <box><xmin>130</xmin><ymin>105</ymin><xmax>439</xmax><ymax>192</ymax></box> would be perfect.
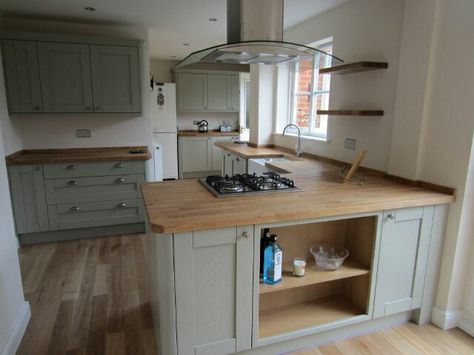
<box><xmin>151</xmin><ymin>83</ymin><xmax>178</xmax><ymax>180</ymax></box>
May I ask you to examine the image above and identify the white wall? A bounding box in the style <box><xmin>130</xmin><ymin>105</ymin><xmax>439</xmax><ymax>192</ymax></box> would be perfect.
<box><xmin>177</xmin><ymin>112</ymin><xmax>239</xmax><ymax>131</ymax></box>
<box><xmin>150</xmin><ymin>59</ymin><xmax>179</xmax><ymax>83</ymax></box>
<box><xmin>273</xmin><ymin>0</ymin><xmax>404</xmax><ymax>171</ymax></box>
<box><xmin>0</xmin><ymin>53</ymin><xmax>29</xmax><ymax>354</ymax></box>
<box><xmin>0</xmin><ymin>18</ymin><xmax>153</xmax><ymax>152</ymax></box>
<box><xmin>412</xmin><ymin>0</ymin><xmax>474</xmax><ymax>321</ymax></box>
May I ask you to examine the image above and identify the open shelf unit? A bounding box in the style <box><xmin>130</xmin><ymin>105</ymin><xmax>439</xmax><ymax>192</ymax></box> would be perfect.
<box><xmin>259</xmin><ymin>259</ymin><xmax>369</xmax><ymax>295</ymax></box>
<box><xmin>317</xmin><ymin>109</ymin><xmax>384</xmax><ymax>117</ymax></box>
<box><xmin>320</xmin><ymin>61</ymin><xmax>388</xmax><ymax>75</ymax></box>
<box><xmin>257</xmin><ymin>216</ymin><xmax>376</xmax><ymax>340</ymax></box>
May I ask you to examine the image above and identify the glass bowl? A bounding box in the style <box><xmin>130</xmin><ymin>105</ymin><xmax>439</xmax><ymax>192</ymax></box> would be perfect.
<box><xmin>310</xmin><ymin>244</ymin><xmax>349</xmax><ymax>271</ymax></box>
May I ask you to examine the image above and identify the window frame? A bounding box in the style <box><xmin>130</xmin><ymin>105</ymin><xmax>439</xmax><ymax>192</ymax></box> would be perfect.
<box><xmin>288</xmin><ymin>41</ymin><xmax>333</xmax><ymax>140</ymax></box>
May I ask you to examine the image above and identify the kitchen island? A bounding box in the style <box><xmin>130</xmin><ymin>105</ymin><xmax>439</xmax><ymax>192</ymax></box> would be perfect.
<box><xmin>141</xmin><ymin>145</ymin><xmax>455</xmax><ymax>355</ymax></box>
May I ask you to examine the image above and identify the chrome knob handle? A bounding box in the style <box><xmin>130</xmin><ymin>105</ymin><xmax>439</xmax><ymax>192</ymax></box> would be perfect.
<box><xmin>387</xmin><ymin>213</ymin><xmax>395</xmax><ymax>221</ymax></box>
<box><xmin>70</xmin><ymin>206</ymin><xmax>80</xmax><ymax>212</ymax></box>
<box><xmin>115</xmin><ymin>177</ymin><xmax>126</xmax><ymax>183</ymax></box>
<box><xmin>114</xmin><ymin>163</ymin><xmax>124</xmax><ymax>168</ymax></box>
<box><xmin>117</xmin><ymin>202</ymin><xmax>127</xmax><ymax>208</ymax></box>
<box><xmin>66</xmin><ymin>164</ymin><xmax>76</xmax><ymax>170</ymax></box>
<box><xmin>241</xmin><ymin>231</ymin><xmax>249</xmax><ymax>239</ymax></box>
<box><xmin>68</xmin><ymin>180</ymin><xmax>78</xmax><ymax>186</ymax></box>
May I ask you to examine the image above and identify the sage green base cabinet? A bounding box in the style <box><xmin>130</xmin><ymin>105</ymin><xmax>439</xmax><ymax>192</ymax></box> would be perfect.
<box><xmin>178</xmin><ymin>136</ymin><xmax>239</xmax><ymax>179</ymax></box>
<box><xmin>222</xmin><ymin>151</ymin><xmax>247</xmax><ymax>176</ymax></box>
<box><xmin>147</xmin><ymin>205</ymin><xmax>449</xmax><ymax>355</ymax></box>
<box><xmin>8</xmin><ymin>160</ymin><xmax>146</xmax><ymax>244</ymax></box>
<box><xmin>1</xmin><ymin>32</ymin><xmax>142</xmax><ymax>114</ymax></box>
<box><xmin>177</xmin><ymin>70</ymin><xmax>240</xmax><ymax>113</ymax></box>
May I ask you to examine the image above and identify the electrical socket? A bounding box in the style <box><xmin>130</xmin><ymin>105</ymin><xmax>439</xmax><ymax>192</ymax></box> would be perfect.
<box><xmin>193</xmin><ymin>120</ymin><xmax>199</xmax><ymax>125</ymax></box>
<box><xmin>344</xmin><ymin>138</ymin><xmax>356</xmax><ymax>150</ymax></box>
<box><xmin>76</xmin><ymin>129</ymin><xmax>91</xmax><ymax>138</ymax></box>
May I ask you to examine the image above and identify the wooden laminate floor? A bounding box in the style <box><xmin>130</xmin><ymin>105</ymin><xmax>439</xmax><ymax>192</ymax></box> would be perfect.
<box><xmin>17</xmin><ymin>235</ymin><xmax>474</xmax><ymax>355</ymax></box>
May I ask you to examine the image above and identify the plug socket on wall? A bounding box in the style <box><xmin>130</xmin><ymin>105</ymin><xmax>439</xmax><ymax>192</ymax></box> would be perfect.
<box><xmin>344</xmin><ymin>138</ymin><xmax>356</xmax><ymax>150</ymax></box>
<box><xmin>193</xmin><ymin>120</ymin><xmax>199</xmax><ymax>125</ymax></box>
<box><xmin>76</xmin><ymin>129</ymin><xmax>91</xmax><ymax>138</ymax></box>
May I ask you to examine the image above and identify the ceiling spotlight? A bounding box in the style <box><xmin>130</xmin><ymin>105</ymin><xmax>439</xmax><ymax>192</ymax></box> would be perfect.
<box><xmin>183</xmin><ymin>43</ymin><xmax>190</xmax><ymax>46</ymax></box>
<box><xmin>84</xmin><ymin>7</ymin><xmax>95</xmax><ymax>12</ymax></box>
<box><xmin>209</xmin><ymin>18</ymin><xmax>218</xmax><ymax>22</ymax></box>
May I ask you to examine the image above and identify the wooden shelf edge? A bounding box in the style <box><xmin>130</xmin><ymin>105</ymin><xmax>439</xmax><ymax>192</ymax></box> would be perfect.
<box><xmin>320</xmin><ymin>61</ymin><xmax>388</xmax><ymax>75</ymax></box>
<box><xmin>259</xmin><ymin>259</ymin><xmax>369</xmax><ymax>295</ymax></box>
<box><xmin>317</xmin><ymin>110</ymin><xmax>384</xmax><ymax>116</ymax></box>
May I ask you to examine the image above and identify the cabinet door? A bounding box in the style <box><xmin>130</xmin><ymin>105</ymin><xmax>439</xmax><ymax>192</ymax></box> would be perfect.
<box><xmin>373</xmin><ymin>206</ymin><xmax>434</xmax><ymax>318</ymax></box>
<box><xmin>207</xmin><ymin>74</ymin><xmax>230</xmax><ymax>111</ymax></box>
<box><xmin>2</xmin><ymin>40</ymin><xmax>43</xmax><ymax>113</ymax></box>
<box><xmin>174</xmin><ymin>227</ymin><xmax>253</xmax><ymax>355</ymax></box>
<box><xmin>90</xmin><ymin>45</ymin><xmax>141</xmax><ymax>113</ymax></box>
<box><xmin>177</xmin><ymin>73</ymin><xmax>207</xmax><ymax>111</ymax></box>
<box><xmin>228</xmin><ymin>75</ymin><xmax>240</xmax><ymax>111</ymax></box>
<box><xmin>8</xmin><ymin>165</ymin><xmax>49</xmax><ymax>234</ymax></box>
<box><xmin>232</xmin><ymin>154</ymin><xmax>247</xmax><ymax>175</ymax></box>
<box><xmin>179</xmin><ymin>137</ymin><xmax>212</xmax><ymax>173</ymax></box>
<box><xmin>38</xmin><ymin>42</ymin><xmax>93</xmax><ymax>113</ymax></box>
<box><xmin>223</xmin><ymin>152</ymin><xmax>233</xmax><ymax>176</ymax></box>
<box><xmin>211</xmin><ymin>137</ymin><xmax>238</xmax><ymax>171</ymax></box>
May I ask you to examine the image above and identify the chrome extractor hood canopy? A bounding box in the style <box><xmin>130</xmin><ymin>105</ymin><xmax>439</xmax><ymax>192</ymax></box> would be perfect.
<box><xmin>176</xmin><ymin>0</ymin><xmax>343</xmax><ymax>70</ymax></box>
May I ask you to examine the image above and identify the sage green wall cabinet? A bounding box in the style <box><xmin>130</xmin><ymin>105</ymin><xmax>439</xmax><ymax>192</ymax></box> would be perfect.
<box><xmin>1</xmin><ymin>32</ymin><xmax>142</xmax><ymax>115</ymax></box>
<box><xmin>177</xmin><ymin>73</ymin><xmax>207</xmax><ymax>111</ymax></box>
<box><xmin>177</xmin><ymin>71</ymin><xmax>240</xmax><ymax>112</ymax></box>
<box><xmin>8</xmin><ymin>165</ymin><xmax>49</xmax><ymax>234</ymax></box>
<box><xmin>373</xmin><ymin>206</ymin><xmax>434</xmax><ymax>318</ymax></box>
<box><xmin>207</xmin><ymin>74</ymin><xmax>240</xmax><ymax>112</ymax></box>
<box><xmin>2</xmin><ymin>40</ymin><xmax>43</xmax><ymax>113</ymax></box>
<box><xmin>38</xmin><ymin>42</ymin><xmax>94</xmax><ymax>113</ymax></box>
<box><xmin>174</xmin><ymin>227</ymin><xmax>253</xmax><ymax>354</ymax></box>
<box><xmin>90</xmin><ymin>45</ymin><xmax>141</xmax><ymax>113</ymax></box>
<box><xmin>8</xmin><ymin>159</ymin><xmax>146</xmax><ymax>244</ymax></box>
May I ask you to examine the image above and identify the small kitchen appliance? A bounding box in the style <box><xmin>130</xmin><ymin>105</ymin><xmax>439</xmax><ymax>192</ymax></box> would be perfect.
<box><xmin>197</xmin><ymin>120</ymin><xmax>209</xmax><ymax>132</ymax></box>
<box><xmin>201</xmin><ymin>172</ymin><xmax>302</xmax><ymax>197</ymax></box>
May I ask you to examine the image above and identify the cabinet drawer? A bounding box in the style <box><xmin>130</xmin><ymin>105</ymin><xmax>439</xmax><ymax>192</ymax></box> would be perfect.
<box><xmin>48</xmin><ymin>199</ymin><xmax>144</xmax><ymax>230</ymax></box>
<box><xmin>45</xmin><ymin>175</ymin><xmax>145</xmax><ymax>205</ymax></box>
<box><xmin>43</xmin><ymin>161</ymin><xmax>145</xmax><ymax>178</ymax></box>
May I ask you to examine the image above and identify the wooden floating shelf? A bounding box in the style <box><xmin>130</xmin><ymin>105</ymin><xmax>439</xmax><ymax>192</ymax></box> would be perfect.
<box><xmin>259</xmin><ymin>296</ymin><xmax>364</xmax><ymax>338</ymax></box>
<box><xmin>317</xmin><ymin>110</ymin><xmax>384</xmax><ymax>116</ymax></box>
<box><xmin>259</xmin><ymin>259</ymin><xmax>369</xmax><ymax>295</ymax></box>
<box><xmin>320</xmin><ymin>61</ymin><xmax>388</xmax><ymax>75</ymax></box>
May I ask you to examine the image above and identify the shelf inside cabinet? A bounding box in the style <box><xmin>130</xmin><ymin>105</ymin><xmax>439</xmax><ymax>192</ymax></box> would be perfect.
<box><xmin>259</xmin><ymin>259</ymin><xmax>369</xmax><ymax>295</ymax></box>
<box><xmin>319</xmin><ymin>61</ymin><xmax>388</xmax><ymax>75</ymax></box>
<box><xmin>259</xmin><ymin>295</ymin><xmax>364</xmax><ymax>338</ymax></box>
<box><xmin>317</xmin><ymin>110</ymin><xmax>384</xmax><ymax>116</ymax></box>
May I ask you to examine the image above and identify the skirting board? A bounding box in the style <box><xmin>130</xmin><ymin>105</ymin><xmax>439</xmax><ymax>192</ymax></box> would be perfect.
<box><xmin>0</xmin><ymin>302</ymin><xmax>30</xmax><ymax>355</ymax></box>
<box><xmin>458</xmin><ymin>313</ymin><xmax>474</xmax><ymax>336</ymax></box>
<box><xmin>431</xmin><ymin>306</ymin><xmax>461</xmax><ymax>330</ymax></box>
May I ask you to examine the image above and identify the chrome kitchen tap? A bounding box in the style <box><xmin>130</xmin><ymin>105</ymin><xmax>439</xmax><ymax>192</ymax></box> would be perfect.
<box><xmin>282</xmin><ymin>124</ymin><xmax>302</xmax><ymax>157</ymax></box>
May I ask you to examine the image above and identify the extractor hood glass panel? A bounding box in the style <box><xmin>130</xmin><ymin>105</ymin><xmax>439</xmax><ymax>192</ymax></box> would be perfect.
<box><xmin>176</xmin><ymin>40</ymin><xmax>343</xmax><ymax>70</ymax></box>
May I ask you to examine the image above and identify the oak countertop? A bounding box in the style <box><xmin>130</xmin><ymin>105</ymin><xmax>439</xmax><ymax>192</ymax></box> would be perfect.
<box><xmin>6</xmin><ymin>146</ymin><xmax>151</xmax><ymax>165</ymax></box>
<box><xmin>178</xmin><ymin>130</ymin><xmax>240</xmax><ymax>137</ymax></box>
<box><xmin>141</xmin><ymin>144</ymin><xmax>455</xmax><ymax>233</ymax></box>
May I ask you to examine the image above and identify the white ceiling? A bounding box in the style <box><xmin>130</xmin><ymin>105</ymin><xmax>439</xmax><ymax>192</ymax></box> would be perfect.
<box><xmin>0</xmin><ymin>0</ymin><xmax>349</xmax><ymax>60</ymax></box>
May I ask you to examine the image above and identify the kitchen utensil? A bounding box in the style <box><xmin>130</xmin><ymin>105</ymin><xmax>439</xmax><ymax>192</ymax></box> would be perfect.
<box><xmin>310</xmin><ymin>244</ymin><xmax>349</xmax><ymax>271</ymax></box>
<box><xmin>197</xmin><ymin>120</ymin><xmax>209</xmax><ymax>133</ymax></box>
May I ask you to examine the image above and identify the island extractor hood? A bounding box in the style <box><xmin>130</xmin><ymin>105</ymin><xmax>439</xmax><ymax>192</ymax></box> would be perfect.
<box><xmin>176</xmin><ymin>0</ymin><xmax>343</xmax><ymax>69</ymax></box>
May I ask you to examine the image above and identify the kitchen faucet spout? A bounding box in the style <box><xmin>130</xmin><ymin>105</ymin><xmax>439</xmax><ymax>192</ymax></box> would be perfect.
<box><xmin>282</xmin><ymin>124</ymin><xmax>302</xmax><ymax>157</ymax></box>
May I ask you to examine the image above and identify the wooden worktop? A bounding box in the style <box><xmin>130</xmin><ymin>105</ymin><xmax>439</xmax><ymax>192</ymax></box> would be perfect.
<box><xmin>178</xmin><ymin>130</ymin><xmax>240</xmax><ymax>137</ymax></box>
<box><xmin>141</xmin><ymin>145</ymin><xmax>455</xmax><ymax>233</ymax></box>
<box><xmin>6</xmin><ymin>146</ymin><xmax>151</xmax><ymax>165</ymax></box>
